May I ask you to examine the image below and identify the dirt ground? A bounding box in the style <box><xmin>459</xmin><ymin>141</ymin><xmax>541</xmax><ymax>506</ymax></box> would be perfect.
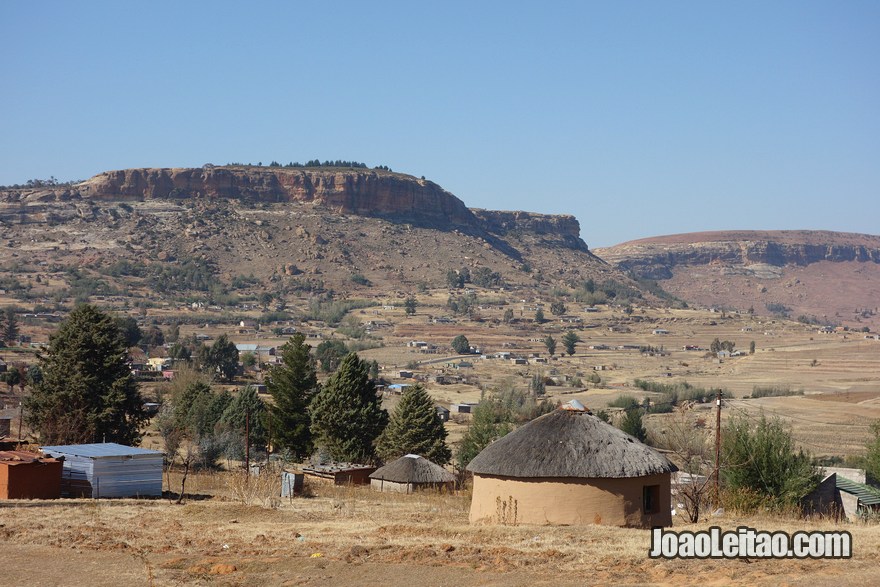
<box><xmin>1</xmin><ymin>480</ymin><xmax>879</xmax><ymax>587</ymax></box>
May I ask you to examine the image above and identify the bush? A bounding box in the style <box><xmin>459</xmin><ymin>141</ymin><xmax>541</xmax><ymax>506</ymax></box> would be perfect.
<box><xmin>721</xmin><ymin>413</ymin><xmax>819</xmax><ymax>510</ymax></box>
<box><xmin>751</xmin><ymin>385</ymin><xmax>803</xmax><ymax>398</ymax></box>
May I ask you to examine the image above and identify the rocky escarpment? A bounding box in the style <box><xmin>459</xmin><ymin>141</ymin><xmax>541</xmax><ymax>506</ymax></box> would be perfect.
<box><xmin>1</xmin><ymin>166</ymin><xmax>593</xmax><ymax>250</ymax></box>
<box><xmin>471</xmin><ymin>209</ymin><xmax>589</xmax><ymax>251</ymax></box>
<box><xmin>84</xmin><ymin>167</ymin><xmax>482</xmax><ymax>228</ymax></box>
<box><xmin>595</xmin><ymin>231</ymin><xmax>880</xmax><ymax>279</ymax></box>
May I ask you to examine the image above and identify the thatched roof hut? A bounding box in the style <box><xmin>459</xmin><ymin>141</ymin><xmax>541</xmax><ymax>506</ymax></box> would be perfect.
<box><xmin>467</xmin><ymin>402</ymin><xmax>676</xmax><ymax>527</ymax></box>
<box><xmin>370</xmin><ymin>454</ymin><xmax>455</xmax><ymax>493</ymax></box>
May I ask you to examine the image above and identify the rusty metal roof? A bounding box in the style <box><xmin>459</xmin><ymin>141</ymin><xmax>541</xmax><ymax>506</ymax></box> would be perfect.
<box><xmin>0</xmin><ymin>450</ymin><xmax>57</xmax><ymax>465</ymax></box>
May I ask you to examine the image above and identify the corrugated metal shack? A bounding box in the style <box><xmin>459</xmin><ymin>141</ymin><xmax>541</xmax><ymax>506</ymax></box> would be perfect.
<box><xmin>302</xmin><ymin>463</ymin><xmax>376</xmax><ymax>485</ymax></box>
<box><xmin>0</xmin><ymin>451</ymin><xmax>63</xmax><ymax>499</ymax></box>
<box><xmin>41</xmin><ymin>443</ymin><xmax>163</xmax><ymax>498</ymax></box>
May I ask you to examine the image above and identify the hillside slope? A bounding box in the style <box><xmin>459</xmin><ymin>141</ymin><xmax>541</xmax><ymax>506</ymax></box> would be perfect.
<box><xmin>0</xmin><ymin>166</ymin><xmax>635</xmax><ymax>305</ymax></box>
<box><xmin>595</xmin><ymin>230</ymin><xmax>880</xmax><ymax>329</ymax></box>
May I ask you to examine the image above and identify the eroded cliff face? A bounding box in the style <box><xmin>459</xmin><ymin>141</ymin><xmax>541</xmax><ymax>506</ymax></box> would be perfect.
<box><xmin>73</xmin><ymin>167</ymin><xmax>480</xmax><ymax>227</ymax></box>
<box><xmin>1</xmin><ymin>167</ymin><xmax>591</xmax><ymax>248</ymax></box>
<box><xmin>596</xmin><ymin>232</ymin><xmax>880</xmax><ymax>279</ymax></box>
<box><xmin>471</xmin><ymin>209</ymin><xmax>588</xmax><ymax>250</ymax></box>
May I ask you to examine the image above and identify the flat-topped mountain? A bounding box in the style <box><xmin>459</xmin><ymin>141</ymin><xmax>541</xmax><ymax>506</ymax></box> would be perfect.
<box><xmin>0</xmin><ymin>166</ymin><xmax>636</xmax><ymax>304</ymax></box>
<box><xmin>2</xmin><ymin>166</ymin><xmax>585</xmax><ymax>246</ymax></box>
<box><xmin>595</xmin><ymin>230</ymin><xmax>880</xmax><ymax>329</ymax></box>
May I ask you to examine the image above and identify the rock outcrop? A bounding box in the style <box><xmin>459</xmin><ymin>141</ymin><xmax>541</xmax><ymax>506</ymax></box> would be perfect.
<box><xmin>596</xmin><ymin>231</ymin><xmax>880</xmax><ymax>279</ymax></box>
<box><xmin>1</xmin><ymin>166</ymin><xmax>592</xmax><ymax>249</ymax></box>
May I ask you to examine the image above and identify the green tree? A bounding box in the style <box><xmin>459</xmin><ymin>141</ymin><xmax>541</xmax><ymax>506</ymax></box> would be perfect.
<box><xmin>315</xmin><ymin>339</ymin><xmax>348</xmax><ymax>372</ymax></box>
<box><xmin>451</xmin><ymin>334</ymin><xmax>470</xmax><ymax>354</ymax></box>
<box><xmin>562</xmin><ymin>331</ymin><xmax>581</xmax><ymax>356</ymax></box>
<box><xmin>619</xmin><ymin>408</ymin><xmax>647</xmax><ymax>443</ymax></box>
<box><xmin>544</xmin><ymin>334</ymin><xmax>557</xmax><ymax>357</ymax></box>
<box><xmin>377</xmin><ymin>384</ymin><xmax>451</xmax><ymax>465</ymax></box>
<box><xmin>456</xmin><ymin>383</ymin><xmax>556</xmax><ymax>470</ymax></box>
<box><xmin>115</xmin><ymin>316</ymin><xmax>143</xmax><ymax>348</ymax></box>
<box><xmin>369</xmin><ymin>359</ymin><xmax>380</xmax><ymax>380</ymax></box>
<box><xmin>2</xmin><ymin>307</ymin><xmax>19</xmax><ymax>346</ymax></box>
<box><xmin>550</xmin><ymin>300</ymin><xmax>567</xmax><ymax>316</ymax></box>
<box><xmin>309</xmin><ymin>353</ymin><xmax>388</xmax><ymax>463</ymax></box>
<box><xmin>721</xmin><ymin>413</ymin><xmax>819</xmax><ymax>508</ymax></box>
<box><xmin>456</xmin><ymin>399</ymin><xmax>513</xmax><ymax>470</ymax></box>
<box><xmin>24</xmin><ymin>304</ymin><xmax>147</xmax><ymax>445</ymax></box>
<box><xmin>141</xmin><ymin>325</ymin><xmax>165</xmax><ymax>349</ymax></box>
<box><xmin>201</xmin><ymin>334</ymin><xmax>239</xmax><ymax>381</ymax></box>
<box><xmin>446</xmin><ymin>269</ymin><xmax>463</xmax><ymax>289</ymax></box>
<box><xmin>534</xmin><ymin>308</ymin><xmax>545</xmax><ymax>324</ymax></box>
<box><xmin>529</xmin><ymin>373</ymin><xmax>546</xmax><ymax>397</ymax></box>
<box><xmin>240</xmin><ymin>352</ymin><xmax>257</xmax><ymax>369</ymax></box>
<box><xmin>265</xmin><ymin>334</ymin><xmax>319</xmax><ymax>460</ymax></box>
<box><xmin>749</xmin><ymin>340</ymin><xmax>756</xmax><ymax>355</ymax></box>
<box><xmin>219</xmin><ymin>386</ymin><xmax>267</xmax><ymax>460</ymax></box>
<box><xmin>866</xmin><ymin>421</ymin><xmax>880</xmax><ymax>485</ymax></box>
<box><xmin>3</xmin><ymin>367</ymin><xmax>21</xmax><ymax>394</ymax></box>
<box><xmin>166</xmin><ymin>322</ymin><xmax>180</xmax><ymax>343</ymax></box>
<box><xmin>502</xmin><ymin>308</ymin><xmax>514</xmax><ymax>323</ymax></box>
<box><xmin>404</xmin><ymin>295</ymin><xmax>417</xmax><ymax>316</ymax></box>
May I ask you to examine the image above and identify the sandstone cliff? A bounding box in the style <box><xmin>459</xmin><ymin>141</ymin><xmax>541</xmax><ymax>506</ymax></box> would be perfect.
<box><xmin>596</xmin><ymin>231</ymin><xmax>880</xmax><ymax>279</ymax></box>
<box><xmin>1</xmin><ymin>166</ymin><xmax>591</xmax><ymax>250</ymax></box>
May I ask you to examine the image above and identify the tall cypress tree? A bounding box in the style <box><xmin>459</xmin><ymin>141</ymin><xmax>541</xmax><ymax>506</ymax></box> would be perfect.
<box><xmin>24</xmin><ymin>304</ymin><xmax>147</xmax><ymax>445</ymax></box>
<box><xmin>265</xmin><ymin>334</ymin><xmax>318</xmax><ymax>460</ymax></box>
<box><xmin>309</xmin><ymin>352</ymin><xmax>388</xmax><ymax>463</ymax></box>
<box><xmin>377</xmin><ymin>384</ymin><xmax>451</xmax><ymax>465</ymax></box>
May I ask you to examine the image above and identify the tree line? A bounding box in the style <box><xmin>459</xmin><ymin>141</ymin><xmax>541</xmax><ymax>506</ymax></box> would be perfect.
<box><xmin>21</xmin><ymin>305</ymin><xmax>451</xmax><ymax>470</ymax></box>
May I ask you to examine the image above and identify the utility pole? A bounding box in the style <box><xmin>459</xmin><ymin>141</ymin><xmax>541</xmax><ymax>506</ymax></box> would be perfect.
<box><xmin>245</xmin><ymin>405</ymin><xmax>250</xmax><ymax>482</ymax></box>
<box><xmin>714</xmin><ymin>388</ymin><xmax>723</xmax><ymax>508</ymax></box>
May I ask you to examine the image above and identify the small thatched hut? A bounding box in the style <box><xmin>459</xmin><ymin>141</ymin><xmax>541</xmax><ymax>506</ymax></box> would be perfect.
<box><xmin>370</xmin><ymin>454</ymin><xmax>455</xmax><ymax>493</ymax></box>
<box><xmin>467</xmin><ymin>402</ymin><xmax>676</xmax><ymax>527</ymax></box>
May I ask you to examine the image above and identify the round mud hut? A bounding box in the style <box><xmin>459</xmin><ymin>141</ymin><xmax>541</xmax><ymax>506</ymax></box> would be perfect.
<box><xmin>467</xmin><ymin>402</ymin><xmax>676</xmax><ymax>527</ymax></box>
<box><xmin>370</xmin><ymin>454</ymin><xmax>456</xmax><ymax>493</ymax></box>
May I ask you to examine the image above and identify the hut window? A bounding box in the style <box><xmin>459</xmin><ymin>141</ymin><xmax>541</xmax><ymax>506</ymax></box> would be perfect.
<box><xmin>643</xmin><ymin>485</ymin><xmax>660</xmax><ymax>514</ymax></box>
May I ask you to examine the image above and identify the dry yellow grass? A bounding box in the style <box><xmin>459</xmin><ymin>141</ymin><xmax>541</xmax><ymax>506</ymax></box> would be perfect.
<box><xmin>1</xmin><ymin>473</ymin><xmax>879</xmax><ymax>586</ymax></box>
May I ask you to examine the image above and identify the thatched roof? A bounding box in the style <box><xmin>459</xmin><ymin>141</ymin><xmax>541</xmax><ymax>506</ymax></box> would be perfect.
<box><xmin>370</xmin><ymin>454</ymin><xmax>455</xmax><ymax>484</ymax></box>
<box><xmin>466</xmin><ymin>408</ymin><xmax>677</xmax><ymax>479</ymax></box>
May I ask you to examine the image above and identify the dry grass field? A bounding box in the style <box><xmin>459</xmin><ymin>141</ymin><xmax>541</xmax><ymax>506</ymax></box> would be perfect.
<box><xmin>2</xmin><ymin>474</ymin><xmax>879</xmax><ymax>587</ymax></box>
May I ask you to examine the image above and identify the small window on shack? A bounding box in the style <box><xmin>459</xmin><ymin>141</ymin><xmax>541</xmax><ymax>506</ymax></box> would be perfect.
<box><xmin>643</xmin><ymin>484</ymin><xmax>660</xmax><ymax>514</ymax></box>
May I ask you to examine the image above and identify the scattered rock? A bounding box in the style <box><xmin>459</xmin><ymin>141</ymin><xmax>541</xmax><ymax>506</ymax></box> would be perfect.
<box><xmin>209</xmin><ymin>563</ymin><xmax>237</xmax><ymax>575</ymax></box>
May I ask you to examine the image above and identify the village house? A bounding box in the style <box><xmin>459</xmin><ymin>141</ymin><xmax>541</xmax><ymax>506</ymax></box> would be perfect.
<box><xmin>467</xmin><ymin>400</ymin><xmax>676</xmax><ymax>527</ymax></box>
<box><xmin>369</xmin><ymin>454</ymin><xmax>455</xmax><ymax>494</ymax></box>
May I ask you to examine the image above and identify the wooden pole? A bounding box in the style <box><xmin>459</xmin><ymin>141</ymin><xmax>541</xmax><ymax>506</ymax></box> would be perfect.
<box><xmin>245</xmin><ymin>405</ymin><xmax>250</xmax><ymax>480</ymax></box>
<box><xmin>714</xmin><ymin>388</ymin><xmax>722</xmax><ymax>508</ymax></box>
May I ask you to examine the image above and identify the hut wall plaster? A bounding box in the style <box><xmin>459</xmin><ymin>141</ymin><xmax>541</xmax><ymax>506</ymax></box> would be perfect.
<box><xmin>470</xmin><ymin>472</ymin><xmax>672</xmax><ymax>528</ymax></box>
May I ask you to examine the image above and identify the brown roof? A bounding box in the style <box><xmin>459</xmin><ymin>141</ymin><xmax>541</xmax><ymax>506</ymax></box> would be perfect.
<box><xmin>370</xmin><ymin>454</ymin><xmax>455</xmax><ymax>484</ymax></box>
<box><xmin>466</xmin><ymin>408</ymin><xmax>676</xmax><ymax>479</ymax></box>
<box><xmin>0</xmin><ymin>451</ymin><xmax>59</xmax><ymax>466</ymax></box>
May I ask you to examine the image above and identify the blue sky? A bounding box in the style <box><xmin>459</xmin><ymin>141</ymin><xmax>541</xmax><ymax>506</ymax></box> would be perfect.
<box><xmin>2</xmin><ymin>2</ymin><xmax>878</xmax><ymax>247</ymax></box>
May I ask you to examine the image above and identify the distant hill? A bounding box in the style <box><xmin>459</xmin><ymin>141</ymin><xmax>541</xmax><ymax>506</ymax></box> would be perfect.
<box><xmin>595</xmin><ymin>230</ymin><xmax>880</xmax><ymax>330</ymax></box>
<box><xmin>0</xmin><ymin>165</ymin><xmax>640</xmax><ymax>306</ymax></box>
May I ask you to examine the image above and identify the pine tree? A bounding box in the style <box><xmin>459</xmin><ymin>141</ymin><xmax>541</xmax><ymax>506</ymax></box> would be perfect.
<box><xmin>544</xmin><ymin>334</ymin><xmax>557</xmax><ymax>356</ymax></box>
<box><xmin>309</xmin><ymin>353</ymin><xmax>388</xmax><ymax>463</ymax></box>
<box><xmin>562</xmin><ymin>331</ymin><xmax>581</xmax><ymax>356</ymax></box>
<box><xmin>219</xmin><ymin>385</ymin><xmax>267</xmax><ymax>459</ymax></box>
<box><xmin>266</xmin><ymin>334</ymin><xmax>318</xmax><ymax>460</ymax></box>
<box><xmin>619</xmin><ymin>408</ymin><xmax>647</xmax><ymax>443</ymax></box>
<box><xmin>24</xmin><ymin>304</ymin><xmax>147</xmax><ymax>445</ymax></box>
<box><xmin>377</xmin><ymin>384</ymin><xmax>451</xmax><ymax>465</ymax></box>
<box><xmin>3</xmin><ymin>307</ymin><xmax>19</xmax><ymax>346</ymax></box>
